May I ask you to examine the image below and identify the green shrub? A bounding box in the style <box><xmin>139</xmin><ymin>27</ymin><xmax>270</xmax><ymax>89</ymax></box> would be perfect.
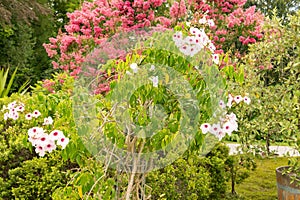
<box><xmin>0</xmin><ymin>87</ymin><xmax>79</xmax><ymax>199</ymax></box>
<box><xmin>147</xmin><ymin>155</ymin><xmax>212</xmax><ymax>200</ymax></box>
<box><xmin>146</xmin><ymin>143</ymin><xmax>231</xmax><ymax>200</ymax></box>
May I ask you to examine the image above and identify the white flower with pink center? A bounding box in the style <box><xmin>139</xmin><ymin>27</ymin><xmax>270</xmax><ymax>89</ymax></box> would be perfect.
<box><xmin>130</xmin><ymin>63</ymin><xmax>139</xmax><ymax>73</ymax></box>
<box><xmin>7</xmin><ymin>101</ymin><xmax>16</xmax><ymax>109</ymax></box>
<box><xmin>234</xmin><ymin>95</ymin><xmax>243</xmax><ymax>104</ymax></box>
<box><xmin>207</xmin><ymin>19</ymin><xmax>215</xmax><ymax>27</ymax></box>
<box><xmin>200</xmin><ymin>123</ymin><xmax>211</xmax><ymax>134</ymax></box>
<box><xmin>44</xmin><ymin>140</ymin><xmax>57</xmax><ymax>153</ymax></box>
<box><xmin>208</xmin><ymin>42</ymin><xmax>216</xmax><ymax>53</ymax></box>
<box><xmin>190</xmin><ymin>27</ymin><xmax>201</xmax><ymax>35</ymax></box>
<box><xmin>222</xmin><ymin>121</ymin><xmax>235</xmax><ymax>135</ymax></box>
<box><xmin>43</xmin><ymin>116</ymin><xmax>53</xmax><ymax>125</ymax></box>
<box><xmin>219</xmin><ymin>100</ymin><xmax>226</xmax><ymax>109</ymax></box>
<box><xmin>28</xmin><ymin>127</ymin><xmax>45</xmax><ymax>138</ymax></box>
<box><xmin>16</xmin><ymin>105</ymin><xmax>25</xmax><ymax>112</ymax></box>
<box><xmin>150</xmin><ymin>65</ymin><xmax>155</xmax><ymax>71</ymax></box>
<box><xmin>4</xmin><ymin>112</ymin><xmax>9</xmax><ymax>120</ymax></box>
<box><xmin>210</xmin><ymin>123</ymin><xmax>221</xmax><ymax>135</ymax></box>
<box><xmin>57</xmin><ymin>136</ymin><xmax>70</xmax><ymax>149</ymax></box>
<box><xmin>227</xmin><ymin>113</ymin><xmax>237</xmax><ymax>122</ymax></box>
<box><xmin>11</xmin><ymin>112</ymin><xmax>19</xmax><ymax>120</ymax></box>
<box><xmin>35</xmin><ymin>145</ymin><xmax>46</xmax><ymax>157</ymax></box>
<box><xmin>212</xmin><ymin>54</ymin><xmax>219</xmax><ymax>65</ymax></box>
<box><xmin>227</xmin><ymin>94</ymin><xmax>234</xmax><ymax>108</ymax></box>
<box><xmin>25</xmin><ymin>113</ymin><xmax>33</xmax><ymax>120</ymax></box>
<box><xmin>32</xmin><ymin>110</ymin><xmax>41</xmax><ymax>118</ymax></box>
<box><xmin>243</xmin><ymin>96</ymin><xmax>251</xmax><ymax>105</ymax></box>
<box><xmin>49</xmin><ymin>130</ymin><xmax>64</xmax><ymax>141</ymax></box>
<box><xmin>198</xmin><ymin>17</ymin><xmax>207</xmax><ymax>24</ymax></box>
<box><xmin>37</xmin><ymin>133</ymin><xmax>51</xmax><ymax>147</ymax></box>
<box><xmin>215</xmin><ymin>131</ymin><xmax>226</xmax><ymax>141</ymax></box>
<box><xmin>150</xmin><ymin>76</ymin><xmax>159</xmax><ymax>88</ymax></box>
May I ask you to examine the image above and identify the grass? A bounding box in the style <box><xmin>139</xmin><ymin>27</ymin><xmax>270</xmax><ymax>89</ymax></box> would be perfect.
<box><xmin>230</xmin><ymin>157</ymin><xmax>290</xmax><ymax>200</ymax></box>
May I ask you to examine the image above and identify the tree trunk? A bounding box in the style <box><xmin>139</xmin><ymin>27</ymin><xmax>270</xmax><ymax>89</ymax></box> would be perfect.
<box><xmin>266</xmin><ymin>132</ymin><xmax>270</xmax><ymax>156</ymax></box>
<box><xmin>231</xmin><ymin>167</ymin><xmax>236</xmax><ymax>195</ymax></box>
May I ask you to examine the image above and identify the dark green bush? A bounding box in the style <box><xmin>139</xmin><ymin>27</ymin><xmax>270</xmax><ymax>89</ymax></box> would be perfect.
<box><xmin>146</xmin><ymin>143</ymin><xmax>230</xmax><ymax>200</ymax></box>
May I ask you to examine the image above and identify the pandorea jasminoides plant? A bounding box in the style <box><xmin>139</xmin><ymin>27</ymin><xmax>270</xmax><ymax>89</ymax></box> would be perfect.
<box><xmin>2</xmin><ymin>101</ymin><xmax>70</xmax><ymax>157</ymax></box>
<box><xmin>172</xmin><ymin>27</ymin><xmax>219</xmax><ymax>64</ymax></box>
<box><xmin>200</xmin><ymin>94</ymin><xmax>250</xmax><ymax>141</ymax></box>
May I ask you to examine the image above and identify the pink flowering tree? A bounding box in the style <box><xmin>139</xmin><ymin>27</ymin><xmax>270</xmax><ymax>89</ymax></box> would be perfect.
<box><xmin>43</xmin><ymin>0</ymin><xmax>174</xmax><ymax>77</ymax></box>
<box><xmin>189</xmin><ymin>0</ymin><xmax>264</xmax><ymax>59</ymax></box>
<box><xmin>44</xmin><ymin>0</ymin><xmax>265</xmax><ymax>80</ymax></box>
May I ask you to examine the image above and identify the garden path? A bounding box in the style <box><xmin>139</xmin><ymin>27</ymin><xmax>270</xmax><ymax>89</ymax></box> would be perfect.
<box><xmin>227</xmin><ymin>143</ymin><xmax>300</xmax><ymax>157</ymax></box>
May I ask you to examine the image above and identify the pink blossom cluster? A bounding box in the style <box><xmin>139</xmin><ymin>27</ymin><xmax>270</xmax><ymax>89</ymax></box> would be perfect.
<box><xmin>2</xmin><ymin>101</ymin><xmax>70</xmax><ymax>157</ymax></box>
<box><xmin>200</xmin><ymin>93</ymin><xmax>250</xmax><ymax>140</ymax></box>
<box><xmin>173</xmin><ymin>27</ymin><xmax>219</xmax><ymax>64</ymax></box>
<box><xmin>42</xmin><ymin>79</ymin><xmax>56</xmax><ymax>93</ymax></box>
<box><xmin>43</xmin><ymin>0</ymin><xmax>172</xmax><ymax>77</ymax></box>
<box><xmin>170</xmin><ymin>0</ymin><xmax>187</xmax><ymax>19</ymax></box>
<box><xmin>190</xmin><ymin>0</ymin><xmax>264</xmax><ymax>57</ymax></box>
